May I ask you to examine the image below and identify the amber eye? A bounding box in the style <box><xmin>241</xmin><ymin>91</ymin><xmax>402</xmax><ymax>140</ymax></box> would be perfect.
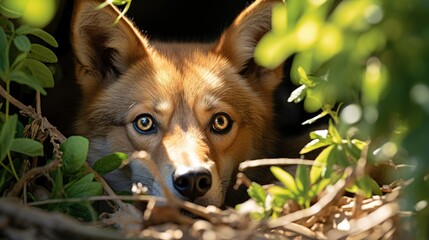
<box><xmin>210</xmin><ymin>112</ymin><xmax>233</xmax><ymax>134</ymax></box>
<box><xmin>133</xmin><ymin>114</ymin><xmax>157</xmax><ymax>134</ymax></box>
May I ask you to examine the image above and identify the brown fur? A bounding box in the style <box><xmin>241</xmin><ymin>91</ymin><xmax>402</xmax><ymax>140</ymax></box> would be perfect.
<box><xmin>72</xmin><ymin>0</ymin><xmax>284</xmax><ymax>207</ymax></box>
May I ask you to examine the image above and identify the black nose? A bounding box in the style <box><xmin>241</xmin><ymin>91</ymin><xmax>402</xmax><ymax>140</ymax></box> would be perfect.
<box><xmin>172</xmin><ymin>167</ymin><xmax>212</xmax><ymax>200</ymax></box>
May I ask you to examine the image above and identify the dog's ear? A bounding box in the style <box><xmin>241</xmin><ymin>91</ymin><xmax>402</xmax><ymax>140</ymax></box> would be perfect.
<box><xmin>214</xmin><ymin>0</ymin><xmax>284</xmax><ymax>92</ymax></box>
<box><xmin>71</xmin><ymin>0</ymin><xmax>149</xmax><ymax>96</ymax></box>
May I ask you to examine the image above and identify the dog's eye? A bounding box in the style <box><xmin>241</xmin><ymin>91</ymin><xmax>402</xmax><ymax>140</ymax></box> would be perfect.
<box><xmin>210</xmin><ymin>112</ymin><xmax>233</xmax><ymax>134</ymax></box>
<box><xmin>133</xmin><ymin>114</ymin><xmax>157</xmax><ymax>134</ymax></box>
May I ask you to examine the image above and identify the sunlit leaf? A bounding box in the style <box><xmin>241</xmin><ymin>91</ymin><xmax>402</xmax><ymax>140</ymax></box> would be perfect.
<box><xmin>297</xmin><ymin>67</ymin><xmax>314</xmax><ymax>87</ymax></box>
<box><xmin>310</xmin><ymin>145</ymin><xmax>333</xmax><ymax>184</ymax></box>
<box><xmin>92</xmin><ymin>152</ymin><xmax>128</xmax><ymax>176</ymax></box>
<box><xmin>272</xmin><ymin>2</ymin><xmax>287</xmax><ymax>34</ymax></box>
<box><xmin>295</xmin><ymin>165</ymin><xmax>310</xmax><ymax>194</ymax></box>
<box><xmin>365</xmin><ymin>175</ymin><xmax>382</xmax><ymax>195</ymax></box>
<box><xmin>328</xmin><ymin>119</ymin><xmax>342</xmax><ymax>144</ymax></box>
<box><xmin>271</xmin><ymin>166</ymin><xmax>298</xmax><ymax>194</ymax></box>
<box><xmin>300</xmin><ymin>138</ymin><xmax>330</xmax><ymax>154</ymax></box>
<box><xmin>302</xmin><ymin>111</ymin><xmax>329</xmax><ymax>126</ymax></box>
<box><xmin>351</xmin><ymin>139</ymin><xmax>367</xmax><ymax>151</ymax></box>
<box><xmin>268</xmin><ymin>185</ymin><xmax>295</xmax><ymax>199</ymax></box>
<box><xmin>247</xmin><ymin>182</ymin><xmax>267</xmax><ymax>206</ymax></box>
<box><xmin>255</xmin><ymin>33</ymin><xmax>294</xmax><ymax>69</ymax></box>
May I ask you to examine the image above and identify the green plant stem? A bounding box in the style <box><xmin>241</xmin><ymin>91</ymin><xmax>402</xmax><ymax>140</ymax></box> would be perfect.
<box><xmin>7</xmin><ymin>152</ymin><xmax>19</xmax><ymax>181</ymax></box>
<box><xmin>0</xmin><ymin>160</ymin><xmax>13</xmax><ymax>175</ymax></box>
<box><xmin>4</xmin><ymin>28</ymin><xmax>13</xmax><ymax>121</ymax></box>
<box><xmin>5</xmin><ymin>81</ymin><xmax>10</xmax><ymax>120</ymax></box>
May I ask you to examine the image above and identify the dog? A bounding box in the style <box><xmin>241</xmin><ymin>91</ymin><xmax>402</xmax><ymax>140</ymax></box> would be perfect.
<box><xmin>71</xmin><ymin>0</ymin><xmax>284</xmax><ymax>207</ymax></box>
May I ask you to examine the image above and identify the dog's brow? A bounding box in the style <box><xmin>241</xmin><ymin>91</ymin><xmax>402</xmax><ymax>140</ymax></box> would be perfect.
<box><xmin>155</xmin><ymin>100</ymin><xmax>171</xmax><ymax>114</ymax></box>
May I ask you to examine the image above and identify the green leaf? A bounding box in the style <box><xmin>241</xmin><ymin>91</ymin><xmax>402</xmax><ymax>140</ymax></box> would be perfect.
<box><xmin>0</xmin><ymin>4</ymin><xmax>22</xmax><ymax>18</ymax></box>
<box><xmin>13</xmin><ymin>35</ymin><xmax>31</xmax><ymax>52</ymax></box>
<box><xmin>0</xmin><ymin>26</ymin><xmax>8</xmax><ymax>76</ymax></box>
<box><xmin>295</xmin><ymin>165</ymin><xmax>310</xmax><ymax>194</ymax></box>
<box><xmin>365</xmin><ymin>175</ymin><xmax>382</xmax><ymax>196</ymax></box>
<box><xmin>60</xmin><ymin>136</ymin><xmax>89</xmax><ymax>174</ymax></box>
<box><xmin>333</xmin><ymin>144</ymin><xmax>351</xmax><ymax>167</ymax></box>
<box><xmin>11</xmin><ymin>52</ymin><xmax>28</xmax><ymax>70</ymax></box>
<box><xmin>15</xmin><ymin>25</ymin><xmax>58</xmax><ymax>47</ymax></box>
<box><xmin>65</xmin><ymin>202</ymin><xmax>97</xmax><ymax>222</ymax></box>
<box><xmin>10</xmin><ymin>70</ymin><xmax>47</xmax><ymax>95</ymax></box>
<box><xmin>0</xmin><ymin>115</ymin><xmax>17</xmax><ymax>161</ymax></box>
<box><xmin>300</xmin><ymin>138</ymin><xmax>331</xmax><ymax>154</ymax></box>
<box><xmin>92</xmin><ymin>152</ymin><xmax>128</xmax><ymax>176</ymax></box>
<box><xmin>255</xmin><ymin>33</ymin><xmax>294</xmax><ymax>69</ymax></box>
<box><xmin>24</xmin><ymin>58</ymin><xmax>55</xmax><ymax>88</ymax></box>
<box><xmin>247</xmin><ymin>182</ymin><xmax>267</xmax><ymax>206</ymax></box>
<box><xmin>28</xmin><ymin>44</ymin><xmax>58</xmax><ymax>63</ymax></box>
<box><xmin>268</xmin><ymin>185</ymin><xmax>295</xmax><ymax>199</ymax></box>
<box><xmin>310</xmin><ymin>145</ymin><xmax>334</xmax><ymax>184</ymax></box>
<box><xmin>297</xmin><ymin>67</ymin><xmax>316</xmax><ymax>87</ymax></box>
<box><xmin>271</xmin><ymin>166</ymin><xmax>298</xmax><ymax>194</ymax></box>
<box><xmin>287</xmin><ymin>85</ymin><xmax>307</xmax><ymax>103</ymax></box>
<box><xmin>302</xmin><ymin>111</ymin><xmax>330</xmax><ymax>125</ymax></box>
<box><xmin>309</xmin><ymin>177</ymin><xmax>332</xmax><ymax>198</ymax></box>
<box><xmin>272</xmin><ymin>2</ymin><xmax>287</xmax><ymax>34</ymax></box>
<box><xmin>351</xmin><ymin>139</ymin><xmax>367</xmax><ymax>151</ymax></box>
<box><xmin>10</xmin><ymin>138</ymin><xmax>43</xmax><ymax>157</ymax></box>
<box><xmin>355</xmin><ymin>176</ymin><xmax>372</xmax><ymax>198</ymax></box>
<box><xmin>65</xmin><ymin>173</ymin><xmax>102</xmax><ymax>198</ymax></box>
<box><xmin>328</xmin><ymin>119</ymin><xmax>342</xmax><ymax>144</ymax></box>
<box><xmin>309</xmin><ymin>129</ymin><xmax>329</xmax><ymax>140</ymax></box>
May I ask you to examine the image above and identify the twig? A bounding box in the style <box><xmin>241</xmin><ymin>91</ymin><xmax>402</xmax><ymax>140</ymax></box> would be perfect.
<box><xmin>130</xmin><ymin>151</ymin><xmax>180</xmax><ymax>206</ymax></box>
<box><xmin>0</xmin><ymin>85</ymin><xmax>66</xmax><ymax>143</ymax></box>
<box><xmin>0</xmin><ymin>85</ymin><xmax>122</xmax><ymax>209</ymax></box>
<box><xmin>279</xmin><ymin>222</ymin><xmax>324</xmax><ymax>240</ymax></box>
<box><xmin>234</xmin><ymin>172</ymin><xmax>253</xmax><ymax>189</ymax></box>
<box><xmin>7</xmin><ymin>159</ymin><xmax>61</xmax><ymax>197</ymax></box>
<box><xmin>85</xmin><ymin>161</ymin><xmax>128</xmax><ymax>210</ymax></box>
<box><xmin>239</xmin><ymin>158</ymin><xmax>316</xmax><ymax>171</ymax></box>
<box><xmin>0</xmin><ymin>198</ymin><xmax>125</xmax><ymax>239</ymax></box>
<box><xmin>36</xmin><ymin>91</ymin><xmax>42</xmax><ymax>116</ymax></box>
<box><xmin>28</xmin><ymin>194</ymin><xmax>167</xmax><ymax>207</ymax></box>
<box><xmin>327</xmin><ymin>202</ymin><xmax>399</xmax><ymax>239</ymax></box>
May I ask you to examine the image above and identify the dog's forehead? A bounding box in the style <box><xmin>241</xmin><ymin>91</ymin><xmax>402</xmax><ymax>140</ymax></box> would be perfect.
<box><xmin>149</xmin><ymin>44</ymin><xmax>239</xmax><ymax>96</ymax></box>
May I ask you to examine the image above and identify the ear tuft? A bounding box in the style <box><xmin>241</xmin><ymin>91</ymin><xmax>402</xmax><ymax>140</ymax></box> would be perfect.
<box><xmin>71</xmin><ymin>0</ymin><xmax>149</xmax><ymax>96</ymax></box>
<box><xmin>214</xmin><ymin>0</ymin><xmax>283</xmax><ymax>71</ymax></box>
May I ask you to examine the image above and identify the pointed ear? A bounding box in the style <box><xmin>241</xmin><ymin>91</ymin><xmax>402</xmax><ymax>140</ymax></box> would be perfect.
<box><xmin>71</xmin><ymin>0</ymin><xmax>149</xmax><ymax>96</ymax></box>
<box><xmin>214</xmin><ymin>0</ymin><xmax>284</xmax><ymax>92</ymax></box>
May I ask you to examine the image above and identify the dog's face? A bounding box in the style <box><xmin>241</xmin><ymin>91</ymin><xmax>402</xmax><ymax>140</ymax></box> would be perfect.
<box><xmin>72</xmin><ymin>0</ymin><xmax>283</xmax><ymax>207</ymax></box>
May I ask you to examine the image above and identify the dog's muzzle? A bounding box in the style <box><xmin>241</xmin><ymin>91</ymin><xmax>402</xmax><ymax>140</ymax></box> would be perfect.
<box><xmin>172</xmin><ymin>166</ymin><xmax>212</xmax><ymax>201</ymax></box>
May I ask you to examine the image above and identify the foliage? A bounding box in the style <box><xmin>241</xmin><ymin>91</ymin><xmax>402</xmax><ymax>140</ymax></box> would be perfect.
<box><xmin>0</xmin><ymin>4</ymin><xmax>106</xmax><ymax>222</ymax></box>
<box><xmin>252</xmin><ymin>0</ymin><xmax>429</xmax><ymax>239</ymax></box>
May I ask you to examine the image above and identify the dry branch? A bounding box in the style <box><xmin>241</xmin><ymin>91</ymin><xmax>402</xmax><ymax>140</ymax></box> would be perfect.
<box><xmin>0</xmin><ymin>198</ymin><xmax>125</xmax><ymax>240</ymax></box>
